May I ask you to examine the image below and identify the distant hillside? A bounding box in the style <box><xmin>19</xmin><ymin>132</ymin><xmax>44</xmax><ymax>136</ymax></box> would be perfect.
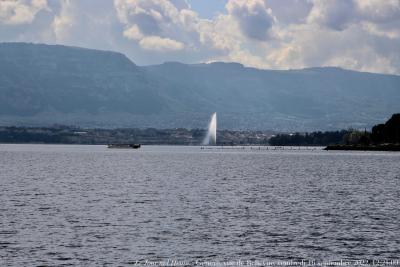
<box><xmin>0</xmin><ymin>42</ymin><xmax>399</xmax><ymax>130</ymax></box>
<box><xmin>144</xmin><ymin>62</ymin><xmax>400</xmax><ymax>130</ymax></box>
<box><xmin>0</xmin><ymin>42</ymin><xmax>167</xmax><ymax>116</ymax></box>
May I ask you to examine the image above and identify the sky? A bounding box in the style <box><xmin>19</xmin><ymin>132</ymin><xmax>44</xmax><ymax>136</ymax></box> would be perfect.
<box><xmin>0</xmin><ymin>0</ymin><xmax>400</xmax><ymax>74</ymax></box>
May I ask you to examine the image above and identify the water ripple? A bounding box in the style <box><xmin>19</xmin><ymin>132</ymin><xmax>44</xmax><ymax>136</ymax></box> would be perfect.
<box><xmin>0</xmin><ymin>144</ymin><xmax>399</xmax><ymax>265</ymax></box>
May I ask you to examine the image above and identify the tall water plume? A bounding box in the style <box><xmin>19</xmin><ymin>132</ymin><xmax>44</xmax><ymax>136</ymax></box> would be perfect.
<box><xmin>203</xmin><ymin>112</ymin><xmax>217</xmax><ymax>145</ymax></box>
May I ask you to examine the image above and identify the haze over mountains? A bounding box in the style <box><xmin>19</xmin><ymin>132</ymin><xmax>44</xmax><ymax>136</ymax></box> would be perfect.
<box><xmin>1</xmin><ymin>42</ymin><xmax>399</xmax><ymax>131</ymax></box>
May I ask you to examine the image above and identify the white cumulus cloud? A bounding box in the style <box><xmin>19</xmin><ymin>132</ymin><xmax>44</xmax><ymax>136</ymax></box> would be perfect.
<box><xmin>0</xmin><ymin>0</ymin><xmax>48</xmax><ymax>25</ymax></box>
<box><xmin>139</xmin><ymin>35</ymin><xmax>184</xmax><ymax>51</ymax></box>
<box><xmin>226</xmin><ymin>0</ymin><xmax>275</xmax><ymax>41</ymax></box>
<box><xmin>114</xmin><ymin>0</ymin><xmax>193</xmax><ymax>51</ymax></box>
<box><xmin>307</xmin><ymin>0</ymin><xmax>355</xmax><ymax>30</ymax></box>
<box><xmin>0</xmin><ymin>0</ymin><xmax>399</xmax><ymax>75</ymax></box>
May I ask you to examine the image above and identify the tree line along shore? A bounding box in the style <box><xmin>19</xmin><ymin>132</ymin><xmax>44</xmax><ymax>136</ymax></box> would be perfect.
<box><xmin>324</xmin><ymin>113</ymin><xmax>400</xmax><ymax>151</ymax></box>
<box><xmin>270</xmin><ymin>113</ymin><xmax>399</xmax><ymax>150</ymax></box>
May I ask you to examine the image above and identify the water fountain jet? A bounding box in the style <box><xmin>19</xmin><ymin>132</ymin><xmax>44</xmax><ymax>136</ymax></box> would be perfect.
<box><xmin>203</xmin><ymin>112</ymin><xmax>217</xmax><ymax>145</ymax></box>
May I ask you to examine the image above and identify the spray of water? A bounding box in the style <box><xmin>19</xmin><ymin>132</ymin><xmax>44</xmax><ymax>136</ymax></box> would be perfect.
<box><xmin>203</xmin><ymin>112</ymin><xmax>217</xmax><ymax>145</ymax></box>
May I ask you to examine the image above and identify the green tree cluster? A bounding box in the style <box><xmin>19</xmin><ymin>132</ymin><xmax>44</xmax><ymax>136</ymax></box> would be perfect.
<box><xmin>371</xmin><ymin>114</ymin><xmax>400</xmax><ymax>144</ymax></box>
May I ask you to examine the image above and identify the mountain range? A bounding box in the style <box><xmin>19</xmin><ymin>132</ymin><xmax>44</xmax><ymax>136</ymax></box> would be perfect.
<box><xmin>1</xmin><ymin>42</ymin><xmax>399</xmax><ymax>131</ymax></box>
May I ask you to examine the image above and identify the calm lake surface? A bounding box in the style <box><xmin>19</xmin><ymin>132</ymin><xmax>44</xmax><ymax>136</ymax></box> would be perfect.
<box><xmin>0</xmin><ymin>144</ymin><xmax>399</xmax><ymax>266</ymax></box>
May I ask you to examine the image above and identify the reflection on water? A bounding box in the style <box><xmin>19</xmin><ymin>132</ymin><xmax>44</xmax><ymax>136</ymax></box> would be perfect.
<box><xmin>0</xmin><ymin>145</ymin><xmax>399</xmax><ymax>266</ymax></box>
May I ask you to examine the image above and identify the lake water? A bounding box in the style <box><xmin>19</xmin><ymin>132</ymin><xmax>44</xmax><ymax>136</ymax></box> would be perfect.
<box><xmin>0</xmin><ymin>144</ymin><xmax>399</xmax><ymax>266</ymax></box>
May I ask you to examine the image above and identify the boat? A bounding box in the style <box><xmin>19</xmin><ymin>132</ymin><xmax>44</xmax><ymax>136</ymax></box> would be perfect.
<box><xmin>107</xmin><ymin>144</ymin><xmax>141</xmax><ymax>149</ymax></box>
